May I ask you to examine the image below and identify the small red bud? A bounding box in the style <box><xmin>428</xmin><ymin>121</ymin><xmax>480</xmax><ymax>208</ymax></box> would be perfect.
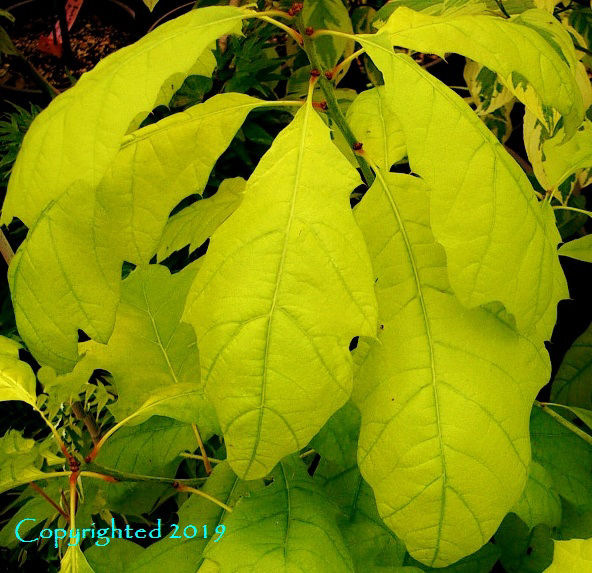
<box><xmin>305</xmin><ymin>26</ymin><xmax>314</xmax><ymax>36</ymax></box>
<box><xmin>310</xmin><ymin>68</ymin><xmax>321</xmax><ymax>78</ymax></box>
<box><xmin>324</xmin><ymin>70</ymin><xmax>333</xmax><ymax>80</ymax></box>
<box><xmin>352</xmin><ymin>142</ymin><xmax>363</xmax><ymax>151</ymax></box>
<box><xmin>288</xmin><ymin>2</ymin><xmax>303</xmax><ymax>16</ymax></box>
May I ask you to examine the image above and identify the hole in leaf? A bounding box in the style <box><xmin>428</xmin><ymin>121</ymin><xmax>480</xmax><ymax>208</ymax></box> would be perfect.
<box><xmin>349</xmin><ymin>337</ymin><xmax>359</xmax><ymax>351</ymax></box>
<box><xmin>77</xmin><ymin>329</ymin><xmax>90</xmax><ymax>343</ymax></box>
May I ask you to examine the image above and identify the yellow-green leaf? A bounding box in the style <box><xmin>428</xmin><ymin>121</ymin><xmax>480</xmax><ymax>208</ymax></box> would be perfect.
<box><xmin>346</xmin><ymin>87</ymin><xmax>406</xmax><ymax>171</ymax></box>
<box><xmin>359</xmin><ymin>37</ymin><xmax>568</xmax><ymax>341</ymax></box>
<box><xmin>378</xmin><ymin>7</ymin><xmax>583</xmax><ymax>135</ymax></box>
<box><xmin>559</xmin><ymin>235</ymin><xmax>592</xmax><ymax>263</ymax></box>
<box><xmin>545</xmin><ymin>538</ymin><xmax>592</xmax><ymax>572</ymax></box>
<box><xmin>353</xmin><ymin>171</ymin><xmax>550</xmax><ymax>567</ymax></box>
<box><xmin>60</xmin><ymin>546</ymin><xmax>95</xmax><ymax>573</ymax></box>
<box><xmin>2</xmin><ymin>5</ymin><xmax>250</xmax><ymax>228</ymax></box>
<box><xmin>0</xmin><ymin>335</ymin><xmax>36</xmax><ymax>406</ymax></box>
<box><xmin>157</xmin><ymin>177</ymin><xmax>246</xmax><ymax>261</ymax></box>
<box><xmin>183</xmin><ymin>100</ymin><xmax>377</xmax><ymax>479</ymax></box>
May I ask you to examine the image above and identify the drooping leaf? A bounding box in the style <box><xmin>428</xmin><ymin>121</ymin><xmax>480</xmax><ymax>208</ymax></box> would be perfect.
<box><xmin>512</xmin><ymin>461</ymin><xmax>562</xmax><ymax>530</ymax></box>
<box><xmin>183</xmin><ymin>99</ymin><xmax>377</xmax><ymax>479</ymax></box>
<box><xmin>545</xmin><ymin>538</ymin><xmax>592</xmax><ymax>572</ymax></box>
<box><xmin>378</xmin><ymin>7</ymin><xmax>583</xmax><ymax>135</ymax></box>
<box><xmin>157</xmin><ymin>177</ymin><xmax>246</xmax><ymax>261</ymax></box>
<box><xmin>358</xmin><ymin>36</ymin><xmax>568</xmax><ymax>341</ymax></box>
<box><xmin>346</xmin><ymin>87</ymin><xmax>406</xmax><ymax>171</ymax></box>
<box><xmin>551</xmin><ymin>321</ymin><xmax>592</xmax><ymax>409</ymax></box>
<box><xmin>559</xmin><ymin>234</ymin><xmax>592</xmax><ymax>264</ymax></box>
<box><xmin>97</xmin><ymin>94</ymin><xmax>271</xmax><ymax>264</ymax></box>
<box><xmin>60</xmin><ymin>545</ymin><xmax>96</xmax><ymax>573</ymax></box>
<box><xmin>143</xmin><ymin>0</ymin><xmax>159</xmax><ymax>11</ymax></box>
<box><xmin>530</xmin><ymin>406</ymin><xmax>592</xmax><ymax>511</ymax></box>
<box><xmin>78</xmin><ymin>264</ymin><xmax>215</xmax><ymax>429</ymax></box>
<box><xmin>8</xmin><ymin>183</ymin><xmax>122</xmax><ymax>372</ymax></box>
<box><xmin>495</xmin><ymin>513</ymin><xmax>554</xmax><ymax>573</ymax></box>
<box><xmin>2</xmin><ymin>5</ymin><xmax>250</xmax><ymax>228</ymax></box>
<box><xmin>202</xmin><ymin>455</ymin><xmax>354</xmax><ymax>572</ymax></box>
<box><xmin>352</xmin><ymin>172</ymin><xmax>550</xmax><ymax>567</ymax></box>
<box><xmin>302</xmin><ymin>0</ymin><xmax>354</xmax><ymax>70</ymax></box>
<box><xmin>0</xmin><ymin>335</ymin><xmax>36</xmax><ymax>406</ymax></box>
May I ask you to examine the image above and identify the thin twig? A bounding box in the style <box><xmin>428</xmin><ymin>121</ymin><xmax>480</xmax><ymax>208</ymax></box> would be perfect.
<box><xmin>191</xmin><ymin>424</ymin><xmax>212</xmax><ymax>475</ymax></box>
<box><xmin>29</xmin><ymin>481</ymin><xmax>70</xmax><ymax>522</ymax></box>
<box><xmin>174</xmin><ymin>483</ymin><xmax>233</xmax><ymax>512</ymax></box>
<box><xmin>71</xmin><ymin>401</ymin><xmax>100</xmax><ymax>446</ymax></box>
<box><xmin>181</xmin><ymin>452</ymin><xmax>223</xmax><ymax>464</ymax></box>
<box><xmin>0</xmin><ymin>229</ymin><xmax>14</xmax><ymax>265</ymax></box>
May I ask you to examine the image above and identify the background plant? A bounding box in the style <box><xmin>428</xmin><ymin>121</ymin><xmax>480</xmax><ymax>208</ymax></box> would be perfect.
<box><xmin>0</xmin><ymin>1</ymin><xmax>592</xmax><ymax>572</ymax></box>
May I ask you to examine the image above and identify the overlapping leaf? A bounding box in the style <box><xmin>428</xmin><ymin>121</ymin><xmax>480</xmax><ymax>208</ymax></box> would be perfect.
<box><xmin>346</xmin><ymin>87</ymin><xmax>406</xmax><ymax>171</ymax></box>
<box><xmin>378</xmin><ymin>7</ymin><xmax>583</xmax><ymax>135</ymax></box>
<box><xmin>358</xmin><ymin>37</ymin><xmax>568</xmax><ymax>341</ymax></box>
<box><xmin>202</xmin><ymin>455</ymin><xmax>354</xmax><ymax>572</ymax></box>
<box><xmin>183</xmin><ymin>100</ymin><xmax>377</xmax><ymax>479</ymax></box>
<box><xmin>8</xmin><ymin>94</ymin><xmax>272</xmax><ymax>372</ymax></box>
<box><xmin>352</xmin><ymin>172</ymin><xmax>549</xmax><ymax>567</ymax></box>
<box><xmin>2</xmin><ymin>5</ymin><xmax>250</xmax><ymax>228</ymax></box>
<box><xmin>157</xmin><ymin>177</ymin><xmax>246</xmax><ymax>261</ymax></box>
<box><xmin>78</xmin><ymin>264</ymin><xmax>216</xmax><ymax>429</ymax></box>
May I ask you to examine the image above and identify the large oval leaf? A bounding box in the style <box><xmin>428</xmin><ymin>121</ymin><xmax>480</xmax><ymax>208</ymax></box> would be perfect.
<box><xmin>359</xmin><ymin>37</ymin><xmax>567</xmax><ymax>341</ymax></box>
<box><xmin>353</xmin><ymin>171</ymin><xmax>549</xmax><ymax>567</ymax></box>
<box><xmin>183</xmin><ymin>100</ymin><xmax>377</xmax><ymax>479</ymax></box>
<box><xmin>2</xmin><ymin>5</ymin><xmax>249</xmax><ymax>228</ymax></box>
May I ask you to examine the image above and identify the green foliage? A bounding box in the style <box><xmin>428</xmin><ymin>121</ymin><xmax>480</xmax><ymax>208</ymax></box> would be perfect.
<box><xmin>0</xmin><ymin>1</ymin><xmax>591</xmax><ymax>572</ymax></box>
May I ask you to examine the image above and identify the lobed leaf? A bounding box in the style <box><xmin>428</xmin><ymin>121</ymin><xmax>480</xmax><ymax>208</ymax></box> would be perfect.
<box><xmin>183</xmin><ymin>99</ymin><xmax>377</xmax><ymax>479</ymax></box>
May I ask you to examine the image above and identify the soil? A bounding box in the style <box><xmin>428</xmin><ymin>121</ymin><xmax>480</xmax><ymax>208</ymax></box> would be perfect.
<box><xmin>0</xmin><ymin>9</ymin><xmax>135</xmax><ymax>92</ymax></box>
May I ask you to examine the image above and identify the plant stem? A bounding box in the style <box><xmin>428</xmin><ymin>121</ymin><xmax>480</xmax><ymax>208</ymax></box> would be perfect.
<box><xmin>191</xmin><ymin>424</ymin><xmax>212</xmax><ymax>475</ymax></box>
<box><xmin>0</xmin><ymin>229</ymin><xmax>14</xmax><ymax>265</ymax></box>
<box><xmin>34</xmin><ymin>406</ymin><xmax>74</xmax><ymax>464</ymax></box>
<box><xmin>552</xmin><ymin>205</ymin><xmax>592</xmax><ymax>217</ymax></box>
<box><xmin>300</xmin><ymin>27</ymin><xmax>375</xmax><ymax>187</ymax></box>
<box><xmin>69</xmin><ymin>472</ymin><xmax>78</xmax><ymax>530</ymax></box>
<box><xmin>256</xmin><ymin>15</ymin><xmax>303</xmax><ymax>45</ymax></box>
<box><xmin>174</xmin><ymin>484</ymin><xmax>233</xmax><ymax>512</ymax></box>
<box><xmin>330</xmin><ymin>48</ymin><xmax>365</xmax><ymax>78</ymax></box>
<box><xmin>71</xmin><ymin>401</ymin><xmax>100</xmax><ymax>446</ymax></box>
<box><xmin>83</xmin><ymin>462</ymin><xmax>207</xmax><ymax>486</ymax></box>
<box><xmin>29</xmin><ymin>481</ymin><xmax>70</xmax><ymax>522</ymax></box>
<box><xmin>536</xmin><ymin>401</ymin><xmax>592</xmax><ymax>446</ymax></box>
<box><xmin>494</xmin><ymin>0</ymin><xmax>511</xmax><ymax>18</ymax></box>
<box><xmin>181</xmin><ymin>452</ymin><xmax>223</xmax><ymax>464</ymax></box>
